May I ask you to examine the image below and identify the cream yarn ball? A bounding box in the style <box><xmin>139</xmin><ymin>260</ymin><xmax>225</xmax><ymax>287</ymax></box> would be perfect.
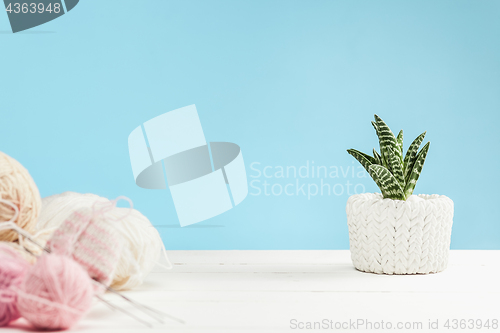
<box><xmin>36</xmin><ymin>192</ymin><xmax>163</xmax><ymax>290</ymax></box>
<box><xmin>0</xmin><ymin>151</ymin><xmax>42</xmax><ymax>242</ymax></box>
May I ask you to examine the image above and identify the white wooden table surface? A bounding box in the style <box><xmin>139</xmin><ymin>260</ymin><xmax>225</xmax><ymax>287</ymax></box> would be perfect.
<box><xmin>6</xmin><ymin>250</ymin><xmax>500</xmax><ymax>332</ymax></box>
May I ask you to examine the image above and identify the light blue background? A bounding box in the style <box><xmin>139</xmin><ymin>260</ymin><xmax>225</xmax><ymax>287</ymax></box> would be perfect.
<box><xmin>1</xmin><ymin>0</ymin><xmax>499</xmax><ymax>249</ymax></box>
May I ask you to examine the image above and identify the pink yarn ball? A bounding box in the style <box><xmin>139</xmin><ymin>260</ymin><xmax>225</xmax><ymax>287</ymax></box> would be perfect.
<box><xmin>17</xmin><ymin>254</ymin><xmax>94</xmax><ymax>330</ymax></box>
<box><xmin>0</xmin><ymin>253</ymin><xmax>29</xmax><ymax>327</ymax></box>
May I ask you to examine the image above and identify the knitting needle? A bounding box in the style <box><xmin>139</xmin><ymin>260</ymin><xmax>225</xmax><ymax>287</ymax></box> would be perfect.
<box><xmin>90</xmin><ymin>281</ymin><xmax>164</xmax><ymax>324</ymax></box>
<box><xmin>98</xmin><ymin>294</ymin><xmax>118</xmax><ymax>312</ymax></box>
<box><xmin>22</xmin><ymin>246</ymin><xmax>37</xmax><ymax>258</ymax></box>
<box><xmin>9</xmin><ymin>223</ymin><xmax>51</xmax><ymax>254</ymax></box>
<box><xmin>95</xmin><ymin>294</ymin><xmax>153</xmax><ymax>328</ymax></box>
<box><xmin>103</xmin><ymin>285</ymin><xmax>185</xmax><ymax>324</ymax></box>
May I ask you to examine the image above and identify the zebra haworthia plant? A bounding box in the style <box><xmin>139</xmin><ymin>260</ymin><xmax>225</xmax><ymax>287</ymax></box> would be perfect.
<box><xmin>347</xmin><ymin>115</ymin><xmax>430</xmax><ymax>201</ymax></box>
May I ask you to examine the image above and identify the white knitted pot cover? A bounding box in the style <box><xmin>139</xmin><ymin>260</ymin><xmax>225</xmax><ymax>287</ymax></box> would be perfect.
<box><xmin>346</xmin><ymin>193</ymin><xmax>454</xmax><ymax>274</ymax></box>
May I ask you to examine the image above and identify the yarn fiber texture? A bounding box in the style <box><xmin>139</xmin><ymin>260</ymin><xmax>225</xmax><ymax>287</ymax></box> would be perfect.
<box><xmin>0</xmin><ymin>243</ymin><xmax>30</xmax><ymax>327</ymax></box>
<box><xmin>48</xmin><ymin>207</ymin><xmax>123</xmax><ymax>287</ymax></box>
<box><xmin>36</xmin><ymin>192</ymin><xmax>162</xmax><ymax>290</ymax></box>
<box><xmin>17</xmin><ymin>254</ymin><xmax>94</xmax><ymax>330</ymax></box>
<box><xmin>0</xmin><ymin>151</ymin><xmax>42</xmax><ymax>242</ymax></box>
<box><xmin>0</xmin><ymin>241</ymin><xmax>36</xmax><ymax>264</ymax></box>
<box><xmin>346</xmin><ymin>193</ymin><xmax>454</xmax><ymax>275</ymax></box>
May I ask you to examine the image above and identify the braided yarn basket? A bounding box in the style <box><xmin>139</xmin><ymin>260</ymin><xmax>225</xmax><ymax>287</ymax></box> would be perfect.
<box><xmin>346</xmin><ymin>193</ymin><xmax>454</xmax><ymax>275</ymax></box>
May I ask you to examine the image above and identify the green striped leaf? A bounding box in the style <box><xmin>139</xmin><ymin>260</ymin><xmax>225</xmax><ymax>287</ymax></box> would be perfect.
<box><xmin>371</xmin><ymin>121</ymin><xmax>378</xmax><ymax>135</ymax></box>
<box><xmin>368</xmin><ymin>164</ymin><xmax>405</xmax><ymax>200</ymax></box>
<box><xmin>403</xmin><ymin>131</ymin><xmax>426</xmax><ymax>182</ymax></box>
<box><xmin>372</xmin><ymin>120</ymin><xmax>393</xmax><ymax>169</ymax></box>
<box><xmin>373</xmin><ymin>148</ymin><xmax>382</xmax><ymax>165</ymax></box>
<box><xmin>403</xmin><ymin>141</ymin><xmax>430</xmax><ymax>199</ymax></box>
<box><xmin>347</xmin><ymin>149</ymin><xmax>375</xmax><ymax>173</ymax></box>
<box><xmin>396</xmin><ymin>130</ymin><xmax>404</xmax><ymax>162</ymax></box>
<box><xmin>374</xmin><ymin>115</ymin><xmax>399</xmax><ymax>172</ymax></box>
<box><xmin>388</xmin><ymin>146</ymin><xmax>405</xmax><ymax>186</ymax></box>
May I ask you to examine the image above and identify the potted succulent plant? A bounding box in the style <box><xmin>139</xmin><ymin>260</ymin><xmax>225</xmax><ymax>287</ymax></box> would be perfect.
<box><xmin>346</xmin><ymin>115</ymin><xmax>454</xmax><ymax>274</ymax></box>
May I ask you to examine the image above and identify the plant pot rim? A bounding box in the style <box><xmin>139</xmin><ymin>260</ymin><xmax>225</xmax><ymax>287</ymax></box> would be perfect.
<box><xmin>348</xmin><ymin>192</ymin><xmax>452</xmax><ymax>204</ymax></box>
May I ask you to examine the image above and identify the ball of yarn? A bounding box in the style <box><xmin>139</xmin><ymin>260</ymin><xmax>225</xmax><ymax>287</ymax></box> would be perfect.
<box><xmin>36</xmin><ymin>192</ymin><xmax>162</xmax><ymax>290</ymax></box>
<box><xmin>17</xmin><ymin>254</ymin><xmax>93</xmax><ymax>330</ymax></box>
<box><xmin>0</xmin><ymin>243</ymin><xmax>30</xmax><ymax>327</ymax></box>
<box><xmin>0</xmin><ymin>151</ymin><xmax>42</xmax><ymax>242</ymax></box>
<box><xmin>105</xmin><ymin>207</ymin><xmax>162</xmax><ymax>290</ymax></box>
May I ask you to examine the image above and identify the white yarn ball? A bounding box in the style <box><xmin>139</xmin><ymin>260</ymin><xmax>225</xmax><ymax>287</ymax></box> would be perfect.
<box><xmin>36</xmin><ymin>192</ymin><xmax>162</xmax><ymax>290</ymax></box>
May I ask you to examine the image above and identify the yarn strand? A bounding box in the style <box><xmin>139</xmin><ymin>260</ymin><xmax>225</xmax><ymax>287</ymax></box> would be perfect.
<box><xmin>0</xmin><ymin>199</ymin><xmax>19</xmax><ymax>225</ymax></box>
